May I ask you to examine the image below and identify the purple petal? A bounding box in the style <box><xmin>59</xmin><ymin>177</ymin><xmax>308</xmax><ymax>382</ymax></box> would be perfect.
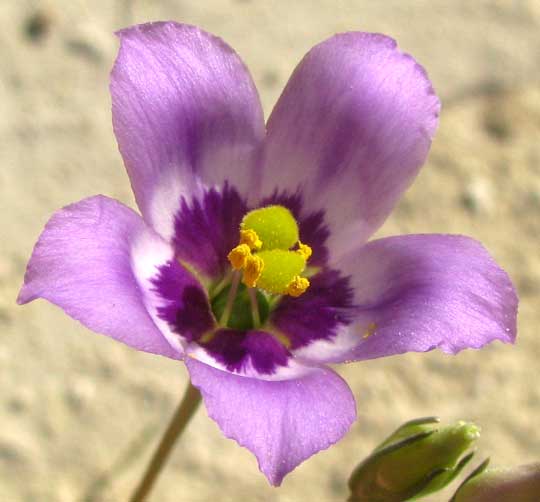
<box><xmin>186</xmin><ymin>358</ymin><xmax>356</xmax><ymax>485</ymax></box>
<box><xmin>262</xmin><ymin>33</ymin><xmax>440</xmax><ymax>257</ymax></box>
<box><xmin>18</xmin><ymin>196</ymin><xmax>180</xmax><ymax>359</ymax></box>
<box><xmin>311</xmin><ymin>234</ymin><xmax>517</xmax><ymax>363</ymax></box>
<box><xmin>111</xmin><ymin>22</ymin><xmax>265</xmax><ymax>241</ymax></box>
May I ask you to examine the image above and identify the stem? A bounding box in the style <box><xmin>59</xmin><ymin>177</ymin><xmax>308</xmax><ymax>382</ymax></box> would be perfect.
<box><xmin>248</xmin><ymin>288</ymin><xmax>261</xmax><ymax>328</ymax></box>
<box><xmin>130</xmin><ymin>382</ymin><xmax>202</xmax><ymax>502</ymax></box>
<box><xmin>219</xmin><ymin>271</ymin><xmax>241</xmax><ymax>326</ymax></box>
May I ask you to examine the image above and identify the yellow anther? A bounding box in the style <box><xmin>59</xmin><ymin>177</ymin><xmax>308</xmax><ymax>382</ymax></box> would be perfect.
<box><xmin>285</xmin><ymin>275</ymin><xmax>310</xmax><ymax>297</ymax></box>
<box><xmin>243</xmin><ymin>254</ymin><xmax>264</xmax><ymax>288</ymax></box>
<box><xmin>296</xmin><ymin>241</ymin><xmax>313</xmax><ymax>260</ymax></box>
<box><xmin>239</xmin><ymin>228</ymin><xmax>262</xmax><ymax>250</ymax></box>
<box><xmin>227</xmin><ymin>244</ymin><xmax>251</xmax><ymax>270</ymax></box>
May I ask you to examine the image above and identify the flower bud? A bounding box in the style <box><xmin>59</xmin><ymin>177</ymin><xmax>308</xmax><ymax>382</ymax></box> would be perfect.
<box><xmin>451</xmin><ymin>461</ymin><xmax>540</xmax><ymax>502</ymax></box>
<box><xmin>348</xmin><ymin>417</ymin><xmax>480</xmax><ymax>502</ymax></box>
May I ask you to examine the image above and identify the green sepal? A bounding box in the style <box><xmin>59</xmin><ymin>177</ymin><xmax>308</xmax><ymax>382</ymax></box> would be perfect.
<box><xmin>348</xmin><ymin>418</ymin><xmax>480</xmax><ymax>502</ymax></box>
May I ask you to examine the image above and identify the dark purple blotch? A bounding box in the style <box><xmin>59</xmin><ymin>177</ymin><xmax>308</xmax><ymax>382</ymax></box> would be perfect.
<box><xmin>151</xmin><ymin>260</ymin><xmax>215</xmax><ymax>342</ymax></box>
<box><xmin>202</xmin><ymin>329</ymin><xmax>290</xmax><ymax>375</ymax></box>
<box><xmin>272</xmin><ymin>269</ymin><xmax>355</xmax><ymax>349</ymax></box>
<box><xmin>173</xmin><ymin>183</ymin><xmax>247</xmax><ymax>278</ymax></box>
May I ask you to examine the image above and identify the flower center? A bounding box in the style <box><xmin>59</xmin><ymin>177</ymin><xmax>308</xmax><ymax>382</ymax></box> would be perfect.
<box><xmin>205</xmin><ymin>205</ymin><xmax>313</xmax><ymax>333</ymax></box>
<box><xmin>227</xmin><ymin>205</ymin><xmax>312</xmax><ymax>297</ymax></box>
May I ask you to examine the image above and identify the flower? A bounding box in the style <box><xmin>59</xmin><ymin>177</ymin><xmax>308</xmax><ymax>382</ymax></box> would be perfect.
<box><xmin>17</xmin><ymin>22</ymin><xmax>518</xmax><ymax>485</ymax></box>
<box><xmin>348</xmin><ymin>417</ymin><xmax>479</xmax><ymax>501</ymax></box>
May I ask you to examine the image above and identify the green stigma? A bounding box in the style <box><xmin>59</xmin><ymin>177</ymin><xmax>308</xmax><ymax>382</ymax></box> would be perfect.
<box><xmin>256</xmin><ymin>249</ymin><xmax>306</xmax><ymax>295</ymax></box>
<box><xmin>241</xmin><ymin>205</ymin><xmax>299</xmax><ymax>251</ymax></box>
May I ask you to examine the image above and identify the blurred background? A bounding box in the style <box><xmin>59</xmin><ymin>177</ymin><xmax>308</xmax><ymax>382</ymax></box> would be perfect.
<box><xmin>1</xmin><ymin>1</ymin><xmax>539</xmax><ymax>501</ymax></box>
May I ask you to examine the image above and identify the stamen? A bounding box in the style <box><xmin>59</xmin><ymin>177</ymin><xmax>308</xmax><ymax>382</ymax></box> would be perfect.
<box><xmin>239</xmin><ymin>229</ymin><xmax>262</xmax><ymax>250</ymax></box>
<box><xmin>219</xmin><ymin>271</ymin><xmax>241</xmax><ymax>326</ymax></box>
<box><xmin>296</xmin><ymin>241</ymin><xmax>313</xmax><ymax>260</ymax></box>
<box><xmin>243</xmin><ymin>254</ymin><xmax>264</xmax><ymax>288</ymax></box>
<box><xmin>209</xmin><ymin>269</ymin><xmax>233</xmax><ymax>300</ymax></box>
<box><xmin>248</xmin><ymin>288</ymin><xmax>261</xmax><ymax>328</ymax></box>
<box><xmin>285</xmin><ymin>276</ymin><xmax>310</xmax><ymax>297</ymax></box>
<box><xmin>227</xmin><ymin>244</ymin><xmax>251</xmax><ymax>270</ymax></box>
<box><xmin>199</xmin><ymin>329</ymin><xmax>216</xmax><ymax>344</ymax></box>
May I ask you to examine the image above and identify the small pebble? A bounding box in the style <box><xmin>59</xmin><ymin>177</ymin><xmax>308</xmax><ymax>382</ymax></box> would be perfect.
<box><xmin>0</xmin><ymin>440</ymin><xmax>27</xmax><ymax>465</ymax></box>
<box><xmin>23</xmin><ymin>11</ymin><xmax>51</xmax><ymax>43</ymax></box>
<box><xmin>262</xmin><ymin>70</ymin><xmax>280</xmax><ymax>88</ymax></box>
<box><xmin>65</xmin><ymin>377</ymin><xmax>96</xmax><ymax>412</ymax></box>
<box><xmin>461</xmin><ymin>177</ymin><xmax>494</xmax><ymax>214</ymax></box>
<box><xmin>6</xmin><ymin>387</ymin><xmax>34</xmax><ymax>414</ymax></box>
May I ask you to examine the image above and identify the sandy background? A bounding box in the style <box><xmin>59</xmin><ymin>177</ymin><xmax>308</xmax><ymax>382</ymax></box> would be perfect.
<box><xmin>1</xmin><ymin>1</ymin><xmax>540</xmax><ymax>501</ymax></box>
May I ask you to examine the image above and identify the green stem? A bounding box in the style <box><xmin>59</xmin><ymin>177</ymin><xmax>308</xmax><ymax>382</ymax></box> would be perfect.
<box><xmin>129</xmin><ymin>382</ymin><xmax>202</xmax><ymax>502</ymax></box>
